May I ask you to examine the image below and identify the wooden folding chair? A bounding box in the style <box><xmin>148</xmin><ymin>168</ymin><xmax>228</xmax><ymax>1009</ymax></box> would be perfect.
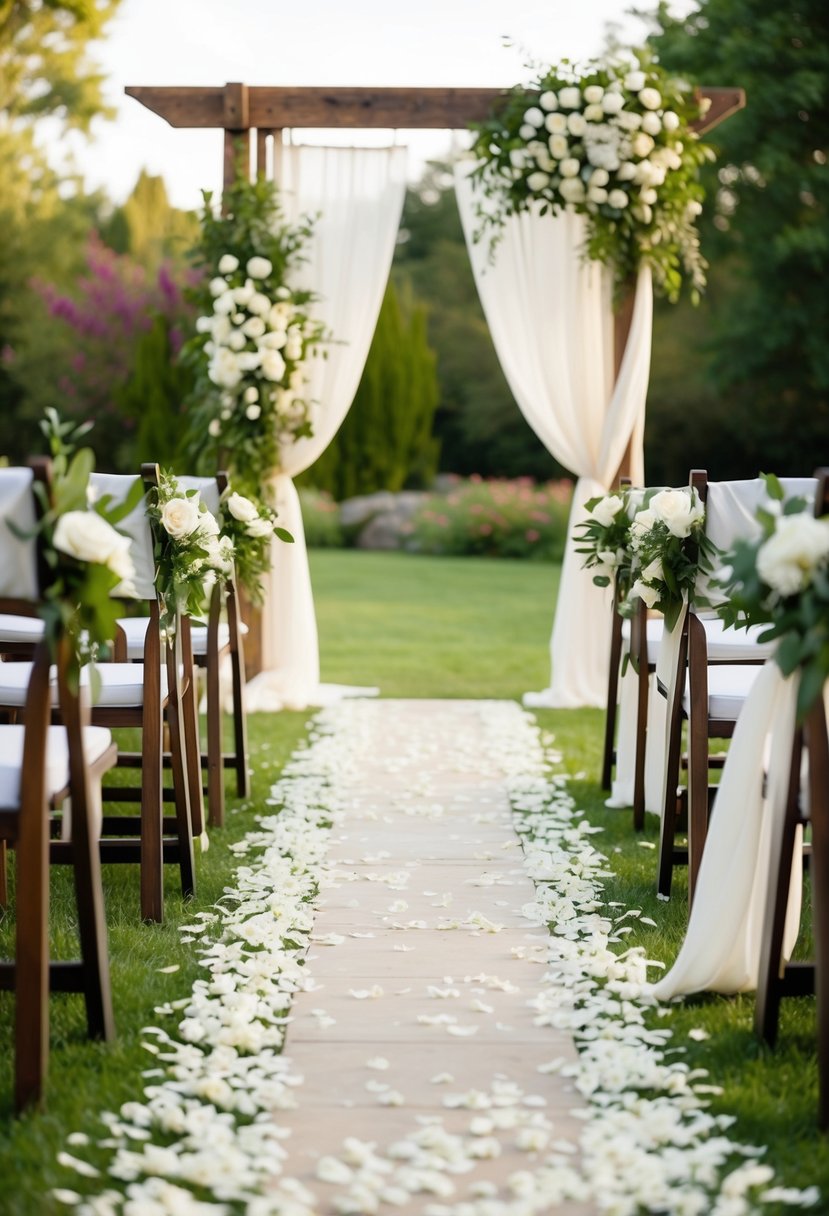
<box><xmin>0</xmin><ymin>466</ymin><xmax>116</xmax><ymax>1112</ymax></box>
<box><xmin>114</xmin><ymin>471</ymin><xmax>249</xmax><ymax>829</ymax></box>
<box><xmin>755</xmin><ymin>469</ymin><xmax>829</xmax><ymax>1130</ymax></box>
<box><xmin>657</xmin><ymin>472</ymin><xmax>818</xmax><ymax>903</ymax></box>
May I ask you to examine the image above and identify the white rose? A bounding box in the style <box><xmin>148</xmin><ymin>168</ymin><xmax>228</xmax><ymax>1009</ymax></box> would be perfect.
<box><xmin>757</xmin><ymin>515</ymin><xmax>829</xmax><ymax>597</ymax></box>
<box><xmin>216</xmin><ymin>535</ymin><xmax>235</xmax><ymax>574</ymax></box>
<box><xmin>616</xmin><ymin>109</ymin><xmax>642</xmax><ymax>131</ymax></box>
<box><xmin>639</xmin><ymin>87</ymin><xmax>662</xmax><ymax>110</ymax></box>
<box><xmin>617</xmin><ymin>161</ymin><xmax>637</xmax><ymax>181</ymax></box>
<box><xmin>259</xmin><ymin>330</ymin><xmax>287</xmax><ymax>350</ymax></box>
<box><xmin>545</xmin><ymin>112</ymin><xmax>567</xmax><ymax>134</ymax></box>
<box><xmin>519</xmin><ymin>123</ymin><xmax>536</xmax><ymax>141</ymax></box>
<box><xmin>248</xmin><ymin>291</ymin><xmax>272</xmax><ymax>317</ymax></box>
<box><xmin>245</xmin><ymin>517</ymin><xmax>274</xmax><ymax>539</ymax></box>
<box><xmin>53</xmin><ymin>511</ymin><xmax>134</xmax><ymax>578</ymax></box>
<box><xmin>243</xmin><ymin>316</ymin><xmax>266</xmax><ymax>338</ymax></box>
<box><xmin>559</xmin><ymin>157</ymin><xmax>580</xmax><ymax>178</ymax></box>
<box><xmin>236</xmin><ymin>350</ymin><xmax>262</xmax><ymax>371</ymax></box>
<box><xmin>195</xmin><ymin>316</ymin><xmax>212</xmax><ymax>333</ymax></box>
<box><xmin>662</xmin><ymin>110</ymin><xmax>680</xmax><ymax>132</ymax></box>
<box><xmin>587</xmin><ymin>185</ymin><xmax>608</xmax><ymax>204</ymax></box>
<box><xmin>589</xmin><ymin>495</ymin><xmax>624</xmax><ymax>527</ymax></box>
<box><xmin>633</xmin><ymin>202</ymin><xmax>654</xmax><ymax>224</ymax></box>
<box><xmin>232</xmin><ymin>281</ymin><xmax>254</xmax><ymax>306</ymax></box>
<box><xmin>559</xmin><ymin>177</ymin><xmax>586</xmax><ymax>203</ymax></box>
<box><xmin>601</xmin><ymin>92</ymin><xmax>625</xmax><ymax>115</ymax></box>
<box><xmin>539</xmin><ymin>90</ymin><xmax>558</xmax><ymax>111</ymax></box>
<box><xmin>245</xmin><ymin>404</ymin><xmax>262</xmax><ymax>421</ymax></box>
<box><xmin>641</xmin><ymin>111</ymin><xmax>662</xmax><ymax>136</ymax></box>
<box><xmin>243</xmin><ymin>386</ymin><xmax>259</xmax><ymax>404</ymax></box>
<box><xmin>640</xmin><ymin>187</ymin><xmax>658</xmax><ymax>206</ymax></box>
<box><xmin>226</xmin><ymin>492</ymin><xmax>259</xmax><ymax>523</ymax></box>
<box><xmin>549</xmin><ymin>134</ymin><xmax>569</xmax><ymax>159</ymax></box>
<box><xmin>209</xmin><ymin>277</ymin><xmax>227</xmax><ymax>297</ymax></box>
<box><xmin>161</xmin><ymin>497</ymin><xmax>202</xmax><ymax>539</ymax></box>
<box><xmin>641</xmin><ymin>557</ymin><xmax>665</xmax><ymax>584</ymax></box>
<box><xmin>584</xmin><ymin>85</ymin><xmax>604</xmax><ymax>104</ymax></box>
<box><xmin>632</xmin><ymin>133</ymin><xmax>655</xmax><ymax>158</ymax></box>
<box><xmin>218</xmin><ymin>254</ymin><xmax>239</xmax><ymax>274</ymax></box>
<box><xmin>650</xmin><ymin>488</ymin><xmax>704</xmax><ymax>538</ymax></box>
<box><xmin>208</xmin><ymin>419</ymin><xmax>221</xmax><ymax>438</ymax></box>
<box><xmin>268</xmin><ymin>302</ymin><xmax>292</xmax><ymax>330</ymax></box>
<box><xmin>527</xmin><ymin>170</ymin><xmax>550</xmax><ymax>192</ymax></box>
<box><xmin>246</xmin><ymin>256</ymin><xmax>273</xmax><ymax>279</ymax></box>
<box><xmin>624</xmin><ymin>71</ymin><xmax>647</xmax><ymax>92</ymax></box>
<box><xmin>213</xmin><ymin>291</ymin><xmax>236</xmax><ymax>316</ymax></box>
<box><xmin>198</xmin><ymin>510</ymin><xmax>220</xmax><ymax>538</ymax></box>
<box><xmin>211</xmin><ymin>315</ymin><xmax>231</xmax><ymax>343</ymax></box>
<box><xmin>523</xmin><ymin>106</ymin><xmax>544</xmax><ymax>127</ymax></box>
<box><xmin>227</xmin><ymin>329</ymin><xmax>246</xmax><ymax>352</ymax></box>
<box><xmin>261</xmin><ymin>350</ymin><xmax>286</xmax><ymax>381</ymax></box>
<box><xmin>590</xmin><ymin>168</ymin><xmax>610</xmax><ymax>187</ymax></box>
<box><xmin>630</xmin><ymin>507</ymin><xmax>656</xmax><ymax>548</ymax></box>
<box><xmin>208</xmin><ymin>347</ymin><xmax>242</xmax><ymax>389</ymax></box>
<box><xmin>608</xmin><ymin>189</ymin><xmax>629</xmax><ymax>209</ymax></box>
<box><xmin>509</xmin><ymin>148</ymin><xmax>528</xmax><ymax>169</ymax></box>
<box><xmin>584</xmin><ymin>104</ymin><xmax>605</xmax><ymax>123</ymax></box>
<box><xmin>285</xmin><ymin>340</ymin><xmax>303</xmax><ymax>360</ymax></box>
<box><xmin>567</xmin><ymin>112</ymin><xmax>586</xmax><ymax>136</ymax></box>
<box><xmin>558</xmin><ymin>87</ymin><xmax>582</xmax><ymax>110</ymax></box>
<box><xmin>629</xmin><ymin>578</ymin><xmax>661</xmax><ymax>609</ymax></box>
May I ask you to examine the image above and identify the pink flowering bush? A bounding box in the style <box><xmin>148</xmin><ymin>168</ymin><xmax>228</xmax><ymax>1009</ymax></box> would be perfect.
<box><xmin>407</xmin><ymin>476</ymin><xmax>572</xmax><ymax>560</ymax></box>
<box><xmin>298</xmin><ymin>488</ymin><xmax>344</xmax><ymax>548</ymax></box>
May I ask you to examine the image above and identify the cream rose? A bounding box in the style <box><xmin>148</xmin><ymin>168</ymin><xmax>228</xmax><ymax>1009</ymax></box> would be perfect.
<box><xmin>218</xmin><ymin>254</ymin><xmax>239</xmax><ymax>274</ymax></box>
<box><xmin>161</xmin><ymin>496</ymin><xmax>202</xmax><ymax>539</ymax></box>
<box><xmin>589</xmin><ymin>495</ymin><xmax>624</xmax><ymax>527</ymax></box>
<box><xmin>629</xmin><ymin>578</ymin><xmax>661</xmax><ymax>609</ymax></box>
<box><xmin>245</xmin><ymin>517</ymin><xmax>274</xmax><ymax>539</ymax></box>
<box><xmin>246</xmin><ymin>256</ymin><xmax>273</xmax><ymax>279</ymax></box>
<box><xmin>226</xmin><ymin>492</ymin><xmax>259</xmax><ymax>524</ymax></box>
<box><xmin>53</xmin><ymin>511</ymin><xmax>135</xmax><ymax>581</ymax></box>
<box><xmin>757</xmin><ymin>514</ymin><xmax>829</xmax><ymax>597</ymax></box>
<box><xmin>629</xmin><ymin>507</ymin><xmax>656</xmax><ymax>549</ymax></box>
<box><xmin>650</xmin><ymin>488</ymin><xmax>705</xmax><ymax>538</ymax></box>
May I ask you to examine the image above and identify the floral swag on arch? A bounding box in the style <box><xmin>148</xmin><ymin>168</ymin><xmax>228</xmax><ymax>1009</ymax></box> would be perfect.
<box><xmin>456</xmin><ymin>56</ymin><xmax>715</xmax><ymax>708</ymax></box>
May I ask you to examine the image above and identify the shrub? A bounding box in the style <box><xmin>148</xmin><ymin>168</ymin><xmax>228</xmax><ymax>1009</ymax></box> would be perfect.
<box><xmin>406</xmin><ymin>476</ymin><xmax>572</xmax><ymax>561</ymax></box>
<box><xmin>299</xmin><ymin>488</ymin><xmax>344</xmax><ymax>548</ymax></box>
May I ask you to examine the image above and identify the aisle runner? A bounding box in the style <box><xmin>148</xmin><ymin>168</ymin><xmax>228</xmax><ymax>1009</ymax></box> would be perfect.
<box><xmin>57</xmin><ymin>701</ymin><xmax>818</xmax><ymax>1215</ymax></box>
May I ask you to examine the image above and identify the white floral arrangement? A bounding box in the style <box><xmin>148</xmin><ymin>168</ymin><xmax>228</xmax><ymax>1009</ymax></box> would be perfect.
<box><xmin>181</xmin><ymin>177</ymin><xmax>328</xmax><ymax>495</ymax></box>
<box><xmin>469</xmin><ymin>58</ymin><xmax>714</xmax><ymax>301</ymax></box>
<box><xmin>220</xmin><ymin>488</ymin><xmax>293</xmax><ymax>606</ymax></box>
<box><xmin>625</xmin><ymin>487</ymin><xmax>711</xmax><ymax>630</ymax></box>
<box><xmin>718</xmin><ymin>475</ymin><xmax>829</xmax><ymax>715</ymax></box>
<box><xmin>147</xmin><ymin>472</ymin><xmax>235</xmax><ymax>633</ymax></box>
<box><xmin>575</xmin><ymin>490</ymin><xmax>633</xmax><ymax>590</ymax></box>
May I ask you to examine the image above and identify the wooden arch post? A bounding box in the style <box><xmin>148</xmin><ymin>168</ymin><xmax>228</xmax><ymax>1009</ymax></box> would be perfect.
<box><xmin>127</xmin><ymin>80</ymin><xmax>745</xmax><ymax>479</ymax></box>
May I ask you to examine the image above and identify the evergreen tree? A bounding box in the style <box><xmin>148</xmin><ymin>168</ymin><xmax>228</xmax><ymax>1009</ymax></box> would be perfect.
<box><xmin>302</xmin><ymin>279</ymin><xmax>440</xmax><ymax>498</ymax></box>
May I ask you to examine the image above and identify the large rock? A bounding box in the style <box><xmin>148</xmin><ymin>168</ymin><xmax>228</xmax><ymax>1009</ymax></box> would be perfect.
<box><xmin>339</xmin><ymin>492</ymin><xmax>397</xmax><ymax>529</ymax></box>
<box><xmin>352</xmin><ymin>492</ymin><xmax>428</xmax><ymax>551</ymax></box>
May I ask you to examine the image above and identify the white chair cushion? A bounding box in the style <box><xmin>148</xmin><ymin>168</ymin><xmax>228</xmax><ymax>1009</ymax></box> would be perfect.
<box><xmin>0</xmin><ymin>614</ymin><xmax>44</xmax><ymax>645</ymax></box>
<box><xmin>621</xmin><ymin>617</ymin><xmax>664</xmax><ymax>656</ymax></box>
<box><xmin>682</xmin><ymin>663</ymin><xmax>762</xmax><ymax>721</ymax></box>
<box><xmin>117</xmin><ymin>616</ymin><xmax>234</xmax><ymax>659</ymax></box>
<box><xmin>0</xmin><ymin>662</ymin><xmax>168</xmax><ymax>708</ymax></box>
<box><xmin>699</xmin><ymin>618</ymin><xmax>777</xmax><ymax>662</ymax></box>
<box><xmin>0</xmin><ymin>724</ymin><xmax>113</xmax><ymax>808</ymax></box>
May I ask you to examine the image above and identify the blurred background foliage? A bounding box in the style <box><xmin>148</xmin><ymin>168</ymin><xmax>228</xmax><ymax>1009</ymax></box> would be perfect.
<box><xmin>0</xmin><ymin>0</ymin><xmax>827</xmax><ymax>491</ymax></box>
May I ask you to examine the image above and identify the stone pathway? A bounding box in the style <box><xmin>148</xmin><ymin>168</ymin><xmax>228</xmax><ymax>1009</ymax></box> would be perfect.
<box><xmin>274</xmin><ymin>700</ymin><xmax>594</xmax><ymax>1214</ymax></box>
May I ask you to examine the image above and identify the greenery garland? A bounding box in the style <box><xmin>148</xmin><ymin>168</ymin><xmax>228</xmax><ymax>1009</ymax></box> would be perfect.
<box><xmin>469</xmin><ymin>56</ymin><xmax>714</xmax><ymax>302</ymax></box>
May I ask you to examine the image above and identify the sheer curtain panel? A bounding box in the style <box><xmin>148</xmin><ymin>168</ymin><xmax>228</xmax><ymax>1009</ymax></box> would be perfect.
<box><xmin>245</xmin><ymin>145</ymin><xmax>407</xmax><ymax>711</ymax></box>
<box><xmin>455</xmin><ymin>165</ymin><xmax>653</xmax><ymax>707</ymax></box>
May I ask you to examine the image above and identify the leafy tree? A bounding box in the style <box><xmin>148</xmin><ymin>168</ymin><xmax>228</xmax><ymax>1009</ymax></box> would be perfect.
<box><xmin>101</xmin><ymin>170</ymin><xmax>199</xmax><ymax>268</ymax></box>
<box><xmin>302</xmin><ymin>279</ymin><xmax>441</xmax><ymax>498</ymax></box>
<box><xmin>644</xmin><ymin>0</ymin><xmax>829</xmax><ymax>479</ymax></box>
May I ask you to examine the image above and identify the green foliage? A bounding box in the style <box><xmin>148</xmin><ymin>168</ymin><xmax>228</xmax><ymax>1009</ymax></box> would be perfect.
<box><xmin>646</xmin><ymin>0</ymin><xmax>829</xmax><ymax>476</ymax></box>
<box><xmin>574</xmin><ymin>491</ymin><xmax>633</xmax><ymax>589</ymax></box>
<box><xmin>114</xmin><ymin>314</ymin><xmax>194</xmax><ymax>469</ymax></box>
<box><xmin>220</xmin><ymin>489</ymin><xmax>291</xmax><ymax>606</ymax></box>
<box><xmin>101</xmin><ymin>170</ymin><xmax>199</xmax><ymax>269</ymax></box>
<box><xmin>470</xmin><ymin>56</ymin><xmax>711</xmax><ymax>301</ymax></box>
<box><xmin>303</xmin><ymin>279</ymin><xmax>440</xmax><ymax>498</ymax></box>
<box><xmin>407</xmin><ymin>476</ymin><xmax>572</xmax><ymax>561</ymax></box>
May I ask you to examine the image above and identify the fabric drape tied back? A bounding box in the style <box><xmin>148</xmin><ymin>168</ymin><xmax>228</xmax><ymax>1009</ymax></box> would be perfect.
<box><xmin>246</xmin><ymin>145</ymin><xmax>408</xmax><ymax>712</ymax></box>
<box><xmin>454</xmin><ymin>164</ymin><xmax>653</xmax><ymax>708</ymax></box>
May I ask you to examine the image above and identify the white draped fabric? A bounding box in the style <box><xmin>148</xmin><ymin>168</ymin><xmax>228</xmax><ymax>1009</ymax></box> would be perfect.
<box><xmin>454</xmin><ymin>165</ymin><xmax>653</xmax><ymax>708</ymax></box>
<box><xmin>246</xmin><ymin>145</ymin><xmax>408</xmax><ymax>712</ymax></box>
<box><xmin>652</xmin><ymin>658</ymin><xmax>803</xmax><ymax>998</ymax></box>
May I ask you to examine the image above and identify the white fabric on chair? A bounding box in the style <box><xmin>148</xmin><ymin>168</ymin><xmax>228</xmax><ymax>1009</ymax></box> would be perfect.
<box><xmin>89</xmin><ymin>473</ymin><xmax>153</xmax><ymax>600</ymax></box>
<box><xmin>0</xmin><ymin>614</ymin><xmax>44</xmax><ymax>644</ymax></box>
<box><xmin>454</xmin><ymin>167</ymin><xmax>653</xmax><ymax>708</ymax></box>
<box><xmin>177</xmin><ymin>475</ymin><xmax>221</xmax><ymax>518</ymax></box>
<box><xmin>0</xmin><ymin>661</ymin><xmax>168</xmax><ymax>708</ymax></box>
<box><xmin>246</xmin><ymin>145</ymin><xmax>407</xmax><ymax>712</ymax></box>
<box><xmin>116</xmin><ymin>615</ymin><xmax>234</xmax><ymax>660</ymax></box>
<box><xmin>0</xmin><ymin>724</ymin><xmax>113</xmax><ymax>808</ymax></box>
<box><xmin>652</xmin><ymin>659</ymin><xmax>803</xmax><ymax>998</ymax></box>
<box><xmin>682</xmin><ymin>663</ymin><xmax>761</xmax><ymax>721</ymax></box>
<box><xmin>0</xmin><ymin>468</ymin><xmax>38</xmax><ymax>600</ymax></box>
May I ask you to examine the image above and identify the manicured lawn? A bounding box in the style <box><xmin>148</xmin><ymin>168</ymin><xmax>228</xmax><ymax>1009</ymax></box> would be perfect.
<box><xmin>0</xmin><ymin>548</ymin><xmax>826</xmax><ymax>1211</ymax></box>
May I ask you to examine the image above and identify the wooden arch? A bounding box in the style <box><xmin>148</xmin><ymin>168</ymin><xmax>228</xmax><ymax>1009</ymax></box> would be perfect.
<box><xmin>127</xmin><ymin>80</ymin><xmax>745</xmax><ymax>480</ymax></box>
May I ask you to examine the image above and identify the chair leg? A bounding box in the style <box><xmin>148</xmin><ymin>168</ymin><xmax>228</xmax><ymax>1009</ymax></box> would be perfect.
<box><xmin>657</xmin><ymin>708</ymin><xmax>685</xmax><ymax>899</ymax></box>
<box><xmin>71</xmin><ymin>781</ymin><xmax>115</xmax><ymax>1042</ymax></box>
<box><xmin>0</xmin><ymin>840</ymin><xmax>7</xmax><ymax>908</ymax></box>
<box><xmin>181</xmin><ymin>673</ymin><xmax>205</xmax><ymax>839</ymax></box>
<box><xmin>167</xmin><ymin>693</ymin><xmax>196</xmax><ymax>902</ymax></box>
<box><xmin>140</xmin><ymin>702</ymin><xmax>165</xmax><ymax>924</ymax></box>
<box><xmin>601</xmin><ymin>601</ymin><xmax>623</xmax><ymax>792</ymax></box>
<box><xmin>230</xmin><ymin>634</ymin><xmax>249</xmax><ymax>800</ymax></box>
<box><xmin>755</xmin><ymin>731</ymin><xmax>803</xmax><ymax>1047</ymax></box>
<box><xmin>205</xmin><ymin>653</ymin><xmax>225</xmax><ymax>830</ymax></box>
<box><xmin>632</xmin><ymin>611</ymin><xmax>650</xmax><ymax>832</ymax></box>
<box><xmin>14</xmin><ymin>796</ymin><xmax>49</xmax><ymax>1112</ymax></box>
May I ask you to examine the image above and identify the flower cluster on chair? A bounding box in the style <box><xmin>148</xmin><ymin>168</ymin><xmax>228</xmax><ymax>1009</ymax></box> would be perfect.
<box><xmin>469</xmin><ymin>58</ymin><xmax>714</xmax><ymax>301</ymax></box>
<box><xmin>219</xmin><ymin>490</ymin><xmax>292</xmax><ymax>607</ymax></box>
<box><xmin>717</xmin><ymin>475</ymin><xmax>829</xmax><ymax>716</ymax></box>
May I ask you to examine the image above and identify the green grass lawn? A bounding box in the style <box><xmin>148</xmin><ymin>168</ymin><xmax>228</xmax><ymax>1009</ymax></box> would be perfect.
<box><xmin>0</xmin><ymin>548</ymin><xmax>826</xmax><ymax>1212</ymax></box>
